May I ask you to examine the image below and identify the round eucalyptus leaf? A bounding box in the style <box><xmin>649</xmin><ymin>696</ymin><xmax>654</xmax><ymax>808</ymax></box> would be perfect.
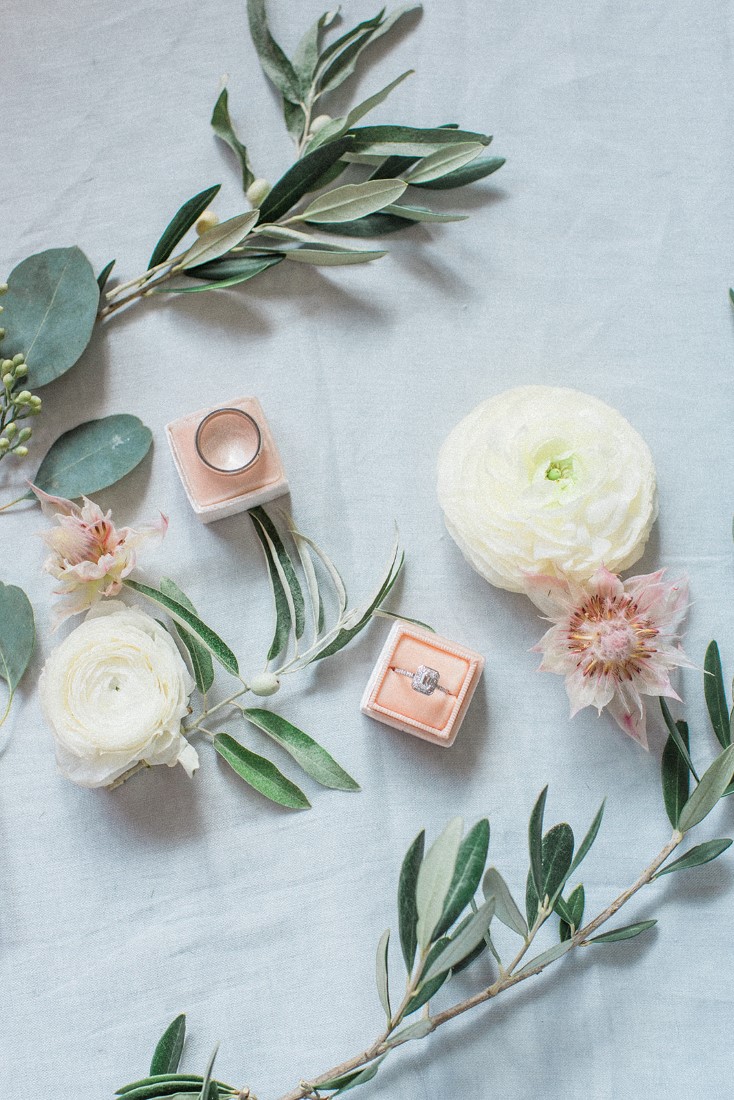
<box><xmin>30</xmin><ymin>414</ymin><xmax>152</xmax><ymax>500</ymax></box>
<box><xmin>2</xmin><ymin>247</ymin><xmax>99</xmax><ymax>387</ymax></box>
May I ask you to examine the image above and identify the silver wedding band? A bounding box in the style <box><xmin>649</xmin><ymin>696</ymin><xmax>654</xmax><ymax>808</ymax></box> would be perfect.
<box><xmin>392</xmin><ymin>665</ymin><xmax>450</xmax><ymax>696</ymax></box>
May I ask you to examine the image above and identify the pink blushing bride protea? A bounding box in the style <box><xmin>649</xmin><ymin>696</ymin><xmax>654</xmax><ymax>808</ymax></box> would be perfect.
<box><xmin>33</xmin><ymin>486</ymin><xmax>167</xmax><ymax>626</ymax></box>
<box><xmin>527</xmin><ymin>565</ymin><xmax>690</xmax><ymax>748</ymax></box>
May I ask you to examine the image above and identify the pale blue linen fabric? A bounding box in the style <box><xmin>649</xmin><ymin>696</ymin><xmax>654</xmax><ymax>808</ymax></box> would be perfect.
<box><xmin>1</xmin><ymin>0</ymin><xmax>733</xmax><ymax>1096</ymax></box>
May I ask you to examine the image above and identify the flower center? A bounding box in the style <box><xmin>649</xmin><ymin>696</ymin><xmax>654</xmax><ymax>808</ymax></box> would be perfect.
<box><xmin>567</xmin><ymin>594</ymin><xmax>660</xmax><ymax>679</ymax></box>
<box><xmin>545</xmin><ymin>457</ymin><xmax>575</xmax><ymax>484</ymax></box>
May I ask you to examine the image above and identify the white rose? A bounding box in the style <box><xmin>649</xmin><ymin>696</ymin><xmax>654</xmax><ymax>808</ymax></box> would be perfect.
<box><xmin>39</xmin><ymin>602</ymin><xmax>198</xmax><ymax>788</ymax></box>
<box><xmin>437</xmin><ymin>386</ymin><xmax>658</xmax><ymax>598</ymax></box>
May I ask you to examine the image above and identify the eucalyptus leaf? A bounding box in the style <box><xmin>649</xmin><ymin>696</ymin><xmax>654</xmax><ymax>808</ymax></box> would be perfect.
<box><xmin>124</xmin><ymin>579</ymin><xmax>239</xmax><ymax>677</ymax></box>
<box><xmin>246</xmin><ymin>0</ymin><xmax>301</xmax><ymax>102</ymax></box>
<box><xmin>242</xmin><ymin>708</ymin><xmax>359</xmax><ymax>791</ymax></box>
<box><xmin>482</xmin><ymin>867</ymin><xmax>527</xmax><ymax>938</ymax></box>
<box><xmin>403</xmin><ymin>141</ymin><xmax>484</xmax><ymax>184</ymax></box>
<box><xmin>398</xmin><ymin>829</ymin><xmax>424</xmax><ymax>972</ymax></box>
<box><xmin>704</xmin><ymin>641</ymin><xmax>730</xmax><ymax>748</ymax></box>
<box><xmin>541</xmin><ymin>823</ymin><xmax>574</xmax><ymax>903</ymax></box>
<box><xmin>587</xmin><ymin>920</ymin><xmax>657</xmax><ymax>945</ymax></box>
<box><xmin>662</xmin><ymin>721</ymin><xmax>690</xmax><ymax>828</ymax></box>
<box><xmin>515</xmin><ymin>938</ymin><xmax>573</xmax><ymax>976</ymax></box>
<box><xmin>177</xmin><ymin>211</ymin><xmax>260</xmax><ymax>271</ymax></box>
<box><xmin>211</xmin><ymin>90</ymin><xmax>255</xmax><ymax>192</ymax></box>
<box><xmin>422</xmin><ymin>896</ymin><xmax>494</xmax><ymax>982</ymax></box>
<box><xmin>160</xmin><ymin>579</ymin><xmax>215</xmax><ymax>694</ymax></box>
<box><xmin>150</xmin><ymin>1015</ymin><xmax>186</xmax><ymax>1076</ymax></box>
<box><xmin>528</xmin><ymin>786</ymin><xmax>548</xmax><ymax>901</ymax></box>
<box><xmin>381</xmin><ymin>203</ymin><xmax>467</xmax><ymax>222</ymax></box>
<box><xmin>660</xmin><ymin>698</ymin><xmax>700</xmax><ymax>782</ymax></box>
<box><xmin>412</xmin><ymin>155</ymin><xmax>505</xmax><ymax>189</ymax></box>
<box><xmin>259</xmin><ymin>137</ymin><xmax>354</xmax><ymax>224</ymax></box>
<box><xmin>299</xmin><ymin>180</ymin><xmax>407</xmax><ymax>223</ymax></box>
<box><xmin>284</xmin><ymin>245</ymin><xmax>387</xmax><ymax>265</ymax></box>
<box><xmin>652</xmin><ymin>838</ymin><xmax>732</xmax><ymax>879</ymax></box>
<box><xmin>30</xmin><ymin>414</ymin><xmax>152</xmax><ymax>501</ymax></box>
<box><xmin>375</xmin><ymin>928</ymin><xmax>391</xmax><ymax>1021</ymax></box>
<box><xmin>433</xmin><ymin>818</ymin><xmax>489</xmax><ymax>938</ymax></box>
<box><xmin>678</xmin><ymin>743</ymin><xmax>734</xmax><ymax>833</ymax></box>
<box><xmin>149</xmin><ymin>185</ymin><xmax>222</xmax><ymax>268</ymax></box>
<box><xmin>213</xmin><ymin>733</ymin><xmax>311</xmax><ymax>809</ymax></box>
<box><xmin>415</xmin><ymin>817</ymin><xmax>464</xmax><ymax>949</ymax></box>
<box><xmin>0</xmin><ymin>582</ymin><xmax>34</xmax><ymax>716</ymax></box>
<box><xmin>568</xmin><ymin>800</ymin><xmax>605</xmax><ymax>877</ymax></box>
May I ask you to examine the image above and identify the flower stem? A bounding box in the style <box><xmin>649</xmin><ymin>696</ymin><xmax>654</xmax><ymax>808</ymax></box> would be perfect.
<box><xmin>0</xmin><ymin>494</ymin><xmax>29</xmax><ymax>512</ymax></box>
<box><xmin>273</xmin><ymin>830</ymin><xmax>684</xmax><ymax>1100</ymax></box>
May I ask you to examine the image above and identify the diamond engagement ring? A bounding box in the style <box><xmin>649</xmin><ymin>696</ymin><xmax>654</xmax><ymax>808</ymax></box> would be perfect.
<box><xmin>392</xmin><ymin>665</ymin><xmax>451</xmax><ymax>696</ymax></box>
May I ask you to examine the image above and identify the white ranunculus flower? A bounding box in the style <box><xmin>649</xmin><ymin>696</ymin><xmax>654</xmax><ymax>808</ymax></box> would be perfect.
<box><xmin>39</xmin><ymin>602</ymin><xmax>198</xmax><ymax>788</ymax></box>
<box><xmin>437</xmin><ymin>386</ymin><xmax>658</xmax><ymax>598</ymax></box>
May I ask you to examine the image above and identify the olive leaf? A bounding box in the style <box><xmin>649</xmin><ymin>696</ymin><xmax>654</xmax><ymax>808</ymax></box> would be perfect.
<box><xmin>398</xmin><ymin>829</ymin><xmax>425</xmax><ymax>972</ymax></box>
<box><xmin>149</xmin><ymin>1015</ymin><xmax>187</xmax><ymax>1076</ymax></box>
<box><xmin>586</xmin><ymin>920</ymin><xmax>657</xmax><ymax>945</ymax></box>
<box><xmin>250</xmin><ymin>507</ymin><xmax>305</xmax><ymax>660</ymax></box>
<box><xmin>415</xmin><ymin>817</ymin><xmax>464</xmax><ymax>949</ymax></box>
<box><xmin>652</xmin><ymin>839</ymin><xmax>732</xmax><ymax>879</ymax></box>
<box><xmin>432</xmin><ymin>818</ymin><xmax>490</xmax><ymax>938</ymax></box>
<box><xmin>662</xmin><ymin>720</ymin><xmax>691</xmax><ymax>828</ymax></box>
<box><xmin>166</xmin><ymin>256</ymin><xmax>284</xmax><ymax>293</ymax></box>
<box><xmin>482</xmin><ymin>867</ymin><xmax>527</xmax><ymax>938</ymax></box>
<box><xmin>149</xmin><ymin>185</ymin><xmax>222</xmax><ymax>268</ymax></box>
<box><xmin>246</xmin><ymin>0</ymin><xmax>301</xmax><ymax>102</ymax></box>
<box><xmin>403</xmin><ymin>141</ymin><xmax>485</xmax><ymax>184</ymax></box>
<box><xmin>318</xmin><ymin>4</ymin><xmax>420</xmax><ymax>94</ymax></box>
<box><xmin>704</xmin><ymin>641</ymin><xmax>730</xmax><ymax>749</ymax></box>
<box><xmin>412</xmin><ymin>155</ymin><xmax>505</xmax><ymax>190</ymax></box>
<box><xmin>259</xmin><ymin>136</ymin><xmax>354</xmax><ymax>223</ymax></box>
<box><xmin>213</xmin><ymin>733</ymin><xmax>311</xmax><ymax>809</ymax></box>
<box><xmin>177</xmin><ymin>211</ymin><xmax>260</xmax><ymax>270</ymax></box>
<box><xmin>160</xmin><ymin>579</ymin><xmax>215</xmax><ymax>695</ymax></box>
<box><xmin>347</xmin><ymin>123</ymin><xmax>491</xmax><ymax>158</ymax></box>
<box><xmin>375</xmin><ymin>929</ymin><xmax>391</xmax><ymax>1022</ymax></box>
<box><xmin>211</xmin><ymin>91</ymin><xmax>255</xmax><ymax>193</ymax></box>
<box><xmin>678</xmin><ymin>743</ymin><xmax>734</xmax><ymax>833</ymax></box>
<box><xmin>283</xmin><ymin>244</ymin><xmax>387</xmax><ymax>265</ymax></box>
<box><xmin>298</xmin><ymin>180</ymin><xmax>408</xmax><ymax>223</ymax></box>
<box><xmin>2</xmin><ymin>247</ymin><xmax>99</xmax><ymax>386</ymax></box>
<box><xmin>29</xmin><ymin>414</ymin><xmax>152</xmax><ymax>501</ymax></box>
<box><xmin>421</xmin><ymin>896</ymin><xmax>494</xmax><ymax>982</ymax></box>
<box><xmin>241</xmin><ymin>709</ymin><xmax>359</xmax><ymax>791</ymax></box>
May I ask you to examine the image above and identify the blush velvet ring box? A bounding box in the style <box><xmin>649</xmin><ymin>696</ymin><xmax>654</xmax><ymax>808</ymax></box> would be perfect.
<box><xmin>166</xmin><ymin>396</ymin><xmax>289</xmax><ymax>523</ymax></box>
<box><xmin>361</xmin><ymin>621</ymin><xmax>484</xmax><ymax>747</ymax></box>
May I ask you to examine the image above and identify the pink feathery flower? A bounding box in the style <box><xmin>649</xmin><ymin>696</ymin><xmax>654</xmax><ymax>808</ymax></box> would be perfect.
<box><xmin>526</xmin><ymin>565</ymin><xmax>690</xmax><ymax>748</ymax></box>
<box><xmin>32</xmin><ymin>486</ymin><xmax>167</xmax><ymax>627</ymax></box>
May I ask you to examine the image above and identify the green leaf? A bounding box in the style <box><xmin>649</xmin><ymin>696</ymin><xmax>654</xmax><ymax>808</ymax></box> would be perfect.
<box><xmin>559</xmin><ymin>883</ymin><xmax>585</xmax><ymax>942</ymax></box>
<box><xmin>150</xmin><ymin>1015</ymin><xmax>186</xmax><ymax>1076</ymax></box>
<box><xmin>528</xmin><ymin>786</ymin><xmax>548</xmax><ymax>901</ymax></box>
<box><xmin>416</xmin><ymin>817</ymin><xmax>464</xmax><ymax>949</ymax></box>
<box><xmin>259</xmin><ymin>137</ymin><xmax>354</xmax><ymax>224</ymax></box>
<box><xmin>284</xmin><ymin>244</ymin><xmax>387</xmax><ymax>265</ymax></box>
<box><xmin>168</xmin><ymin>256</ymin><xmax>284</xmax><ymax>292</ymax></box>
<box><xmin>124</xmin><ymin>579</ymin><xmax>239</xmax><ymax>677</ymax></box>
<box><xmin>433</xmin><ymin>818</ymin><xmax>490</xmax><ymax>938</ymax></box>
<box><xmin>412</xmin><ymin>155</ymin><xmax>505</xmax><ymax>190</ymax></box>
<box><xmin>375</xmin><ymin>928</ymin><xmax>391</xmax><ymax>1021</ymax></box>
<box><xmin>403</xmin><ymin>141</ymin><xmax>484</xmax><ymax>184</ymax></box>
<box><xmin>148</xmin><ymin>186</ymin><xmax>222</xmax><ymax>269</ymax></box>
<box><xmin>306</xmin><ymin>70</ymin><xmax>414</xmax><ymax>153</ymax></box>
<box><xmin>116</xmin><ymin>1075</ymin><xmax>215</xmax><ymax>1097</ymax></box>
<box><xmin>198</xmin><ymin>1046</ymin><xmax>218</xmax><ymax>1100</ymax></box>
<box><xmin>160</xmin><ymin>579</ymin><xmax>215</xmax><ymax>694</ymax></box>
<box><xmin>292</xmin><ymin>8</ymin><xmax>340</xmax><ymax>87</ymax></box>
<box><xmin>213</xmin><ymin>733</ymin><xmax>310</xmax><ymax>809</ymax></box>
<box><xmin>652</xmin><ymin>838</ymin><xmax>732</xmax><ymax>879</ymax></box>
<box><xmin>177</xmin><ymin>211</ymin><xmax>260</xmax><ymax>271</ymax></box>
<box><xmin>312</xmin><ymin>212</ymin><xmax>415</xmax><ymax>237</ymax></box>
<box><xmin>525</xmin><ymin>867</ymin><xmax>538</xmax><ymax>928</ymax></box>
<box><xmin>660</xmin><ymin>698</ymin><xmax>700</xmax><ymax>782</ymax></box>
<box><xmin>704</xmin><ymin>641</ymin><xmax>730</xmax><ymax>748</ymax></box>
<box><xmin>403</xmin><ymin>947</ymin><xmax>450</xmax><ymax>1015</ymax></box>
<box><xmin>299</xmin><ymin>180</ymin><xmax>408</xmax><ymax>223</ymax></box>
<box><xmin>211</xmin><ymin>91</ymin><xmax>255</xmax><ymax>193</ymax></box>
<box><xmin>398</xmin><ymin>829</ymin><xmax>424</xmax><ymax>972</ymax></box>
<box><xmin>662</xmin><ymin>721</ymin><xmax>690</xmax><ymax>828</ymax></box>
<box><xmin>97</xmin><ymin>259</ymin><xmax>116</xmax><ymax>294</ymax></box>
<box><xmin>482</xmin><ymin>867</ymin><xmax>527</xmax><ymax>938</ymax></box>
<box><xmin>0</xmin><ymin>581</ymin><xmax>34</xmax><ymax>727</ymax></box>
<box><xmin>515</xmin><ymin>938</ymin><xmax>573</xmax><ymax>976</ymax></box>
<box><xmin>242</xmin><ymin>708</ymin><xmax>359</xmax><ymax>791</ymax></box>
<box><xmin>567</xmin><ymin>800</ymin><xmax>605</xmax><ymax>878</ymax></box>
<box><xmin>422</xmin><ymin>896</ymin><xmax>494</xmax><ymax>982</ymax></box>
<box><xmin>331</xmin><ymin>1056</ymin><xmax>386</xmax><ymax>1096</ymax></box>
<box><xmin>250</xmin><ymin>507</ymin><xmax>305</xmax><ymax>656</ymax></box>
<box><xmin>541</xmin><ymin>823</ymin><xmax>574</xmax><ymax>903</ymax></box>
<box><xmin>319</xmin><ymin>5</ymin><xmax>420</xmax><ymax>94</ymax></box>
<box><xmin>587</xmin><ymin>920</ymin><xmax>657</xmax><ymax>945</ymax></box>
<box><xmin>348</xmin><ymin>123</ymin><xmax>491</xmax><ymax>158</ymax></box>
<box><xmin>678</xmin><ymin>743</ymin><xmax>734</xmax><ymax>832</ymax></box>
<box><xmin>312</xmin><ymin>538</ymin><xmax>402</xmax><ymax>661</ymax></box>
<box><xmin>319</xmin><ymin>1056</ymin><xmax>387</xmax><ymax>1092</ymax></box>
<box><xmin>386</xmin><ymin>1018</ymin><xmax>433</xmax><ymax>1047</ymax></box>
<box><xmin>282</xmin><ymin>97</ymin><xmax>306</xmax><ymax>143</ymax></box>
<box><xmin>30</xmin><ymin>414</ymin><xmax>152</xmax><ymax>500</ymax></box>
<box><xmin>381</xmin><ymin>203</ymin><xmax>467</xmax><ymax>222</ymax></box>
<box><xmin>2</xmin><ymin>247</ymin><xmax>99</xmax><ymax>387</ymax></box>
<box><xmin>246</xmin><ymin>0</ymin><xmax>301</xmax><ymax>101</ymax></box>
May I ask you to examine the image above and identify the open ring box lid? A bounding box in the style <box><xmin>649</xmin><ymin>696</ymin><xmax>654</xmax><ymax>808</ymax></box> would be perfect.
<box><xmin>166</xmin><ymin>396</ymin><xmax>289</xmax><ymax>523</ymax></box>
<box><xmin>361</xmin><ymin>620</ymin><xmax>484</xmax><ymax>747</ymax></box>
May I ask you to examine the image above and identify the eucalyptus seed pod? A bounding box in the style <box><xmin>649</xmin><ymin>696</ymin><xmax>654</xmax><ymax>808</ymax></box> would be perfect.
<box><xmin>14</xmin><ymin>445</ymin><xmax>28</xmax><ymax>457</ymax></box>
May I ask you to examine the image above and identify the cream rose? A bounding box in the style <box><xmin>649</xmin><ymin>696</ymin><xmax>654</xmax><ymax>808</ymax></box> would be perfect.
<box><xmin>39</xmin><ymin>602</ymin><xmax>198</xmax><ymax>788</ymax></box>
<box><xmin>437</xmin><ymin>386</ymin><xmax>657</xmax><ymax>597</ymax></box>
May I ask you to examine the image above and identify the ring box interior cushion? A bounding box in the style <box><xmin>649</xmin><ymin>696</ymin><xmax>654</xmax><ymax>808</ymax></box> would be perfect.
<box><xmin>361</xmin><ymin>622</ymin><xmax>484</xmax><ymax>746</ymax></box>
<box><xmin>166</xmin><ymin>396</ymin><xmax>289</xmax><ymax>523</ymax></box>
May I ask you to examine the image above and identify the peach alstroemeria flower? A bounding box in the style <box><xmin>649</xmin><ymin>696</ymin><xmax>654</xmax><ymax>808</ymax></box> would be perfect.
<box><xmin>527</xmin><ymin>565</ymin><xmax>690</xmax><ymax>748</ymax></box>
<box><xmin>33</xmin><ymin>486</ymin><xmax>167</xmax><ymax>626</ymax></box>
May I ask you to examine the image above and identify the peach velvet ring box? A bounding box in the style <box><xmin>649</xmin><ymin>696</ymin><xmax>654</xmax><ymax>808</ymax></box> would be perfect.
<box><xmin>361</xmin><ymin>621</ymin><xmax>484</xmax><ymax>747</ymax></box>
<box><xmin>166</xmin><ymin>396</ymin><xmax>289</xmax><ymax>523</ymax></box>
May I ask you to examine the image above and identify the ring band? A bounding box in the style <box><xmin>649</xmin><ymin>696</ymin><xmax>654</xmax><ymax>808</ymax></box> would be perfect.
<box><xmin>195</xmin><ymin>408</ymin><xmax>263</xmax><ymax>475</ymax></box>
<box><xmin>392</xmin><ymin>665</ymin><xmax>450</xmax><ymax>696</ymax></box>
